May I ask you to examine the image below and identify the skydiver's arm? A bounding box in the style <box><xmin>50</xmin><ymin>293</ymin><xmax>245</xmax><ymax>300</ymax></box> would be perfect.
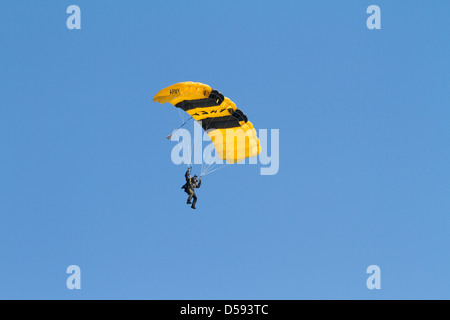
<box><xmin>197</xmin><ymin>180</ymin><xmax>202</xmax><ymax>188</ymax></box>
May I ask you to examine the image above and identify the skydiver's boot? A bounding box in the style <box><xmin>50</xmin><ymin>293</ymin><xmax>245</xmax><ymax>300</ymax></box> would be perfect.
<box><xmin>191</xmin><ymin>205</ymin><xmax>196</xmax><ymax>209</ymax></box>
<box><xmin>187</xmin><ymin>201</ymin><xmax>191</xmax><ymax>204</ymax></box>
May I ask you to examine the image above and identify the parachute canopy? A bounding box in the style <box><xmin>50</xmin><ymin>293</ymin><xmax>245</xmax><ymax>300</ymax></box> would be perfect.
<box><xmin>153</xmin><ymin>82</ymin><xmax>261</xmax><ymax>163</ymax></box>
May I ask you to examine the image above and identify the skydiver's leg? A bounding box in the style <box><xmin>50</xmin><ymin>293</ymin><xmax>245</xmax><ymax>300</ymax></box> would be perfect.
<box><xmin>191</xmin><ymin>193</ymin><xmax>197</xmax><ymax>209</ymax></box>
<box><xmin>187</xmin><ymin>189</ymin><xmax>194</xmax><ymax>204</ymax></box>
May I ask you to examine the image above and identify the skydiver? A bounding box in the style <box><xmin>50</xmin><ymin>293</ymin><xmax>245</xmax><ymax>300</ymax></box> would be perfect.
<box><xmin>181</xmin><ymin>167</ymin><xmax>202</xmax><ymax>209</ymax></box>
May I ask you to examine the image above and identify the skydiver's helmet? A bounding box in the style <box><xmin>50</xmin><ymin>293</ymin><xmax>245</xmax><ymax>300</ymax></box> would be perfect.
<box><xmin>193</xmin><ymin>175</ymin><xmax>198</xmax><ymax>182</ymax></box>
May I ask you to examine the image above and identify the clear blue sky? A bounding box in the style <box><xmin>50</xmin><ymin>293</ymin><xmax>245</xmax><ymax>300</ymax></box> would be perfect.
<box><xmin>1</xmin><ymin>0</ymin><xmax>449</xmax><ymax>299</ymax></box>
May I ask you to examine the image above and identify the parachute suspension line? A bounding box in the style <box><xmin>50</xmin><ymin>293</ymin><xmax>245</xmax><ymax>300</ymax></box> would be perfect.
<box><xmin>200</xmin><ymin>120</ymin><xmax>211</xmax><ymax>177</ymax></box>
<box><xmin>201</xmin><ymin>164</ymin><xmax>214</xmax><ymax>177</ymax></box>
<box><xmin>199</xmin><ymin>119</ymin><xmax>228</xmax><ymax>177</ymax></box>
<box><xmin>200</xmin><ymin>108</ymin><xmax>234</xmax><ymax>176</ymax></box>
<box><xmin>201</xmin><ymin>160</ymin><xmax>215</xmax><ymax>177</ymax></box>
<box><xmin>201</xmin><ymin>162</ymin><xmax>231</xmax><ymax>177</ymax></box>
<box><xmin>200</xmin><ymin>143</ymin><xmax>229</xmax><ymax>177</ymax></box>
<box><xmin>166</xmin><ymin>117</ymin><xmax>193</xmax><ymax>140</ymax></box>
<box><xmin>202</xmin><ymin>124</ymin><xmax>224</xmax><ymax>177</ymax></box>
<box><xmin>177</xmin><ymin>108</ymin><xmax>185</xmax><ymax>123</ymax></box>
<box><xmin>200</xmin><ymin>150</ymin><xmax>215</xmax><ymax>178</ymax></box>
<box><xmin>201</xmin><ymin>159</ymin><xmax>208</xmax><ymax>179</ymax></box>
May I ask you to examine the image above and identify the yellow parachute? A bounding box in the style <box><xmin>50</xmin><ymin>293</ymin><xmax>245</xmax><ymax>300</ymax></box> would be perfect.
<box><xmin>153</xmin><ymin>81</ymin><xmax>261</xmax><ymax>163</ymax></box>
